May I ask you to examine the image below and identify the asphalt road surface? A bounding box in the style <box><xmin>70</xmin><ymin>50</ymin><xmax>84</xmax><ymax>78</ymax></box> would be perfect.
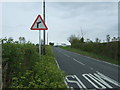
<box><xmin>53</xmin><ymin>47</ymin><xmax>120</xmax><ymax>89</ymax></box>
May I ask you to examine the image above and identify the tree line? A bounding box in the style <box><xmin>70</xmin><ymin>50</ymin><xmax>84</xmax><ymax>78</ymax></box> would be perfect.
<box><xmin>67</xmin><ymin>34</ymin><xmax>119</xmax><ymax>61</ymax></box>
<box><xmin>68</xmin><ymin>34</ymin><xmax>120</xmax><ymax>45</ymax></box>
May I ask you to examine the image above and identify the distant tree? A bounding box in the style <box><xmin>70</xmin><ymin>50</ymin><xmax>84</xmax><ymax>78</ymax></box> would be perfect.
<box><xmin>1</xmin><ymin>37</ymin><xmax>7</xmax><ymax>44</ymax></box>
<box><xmin>86</xmin><ymin>39</ymin><xmax>93</xmax><ymax>43</ymax></box>
<box><xmin>14</xmin><ymin>41</ymin><xmax>19</xmax><ymax>44</ymax></box>
<box><xmin>49</xmin><ymin>42</ymin><xmax>54</xmax><ymax>46</ymax></box>
<box><xmin>68</xmin><ymin>34</ymin><xmax>81</xmax><ymax>44</ymax></box>
<box><xmin>112</xmin><ymin>37</ymin><xmax>116</xmax><ymax>41</ymax></box>
<box><xmin>19</xmin><ymin>37</ymin><xmax>26</xmax><ymax>44</ymax></box>
<box><xmin>36</xmin><ymin>44</ymin><xmax>39</xmax><ymax>46</ymax></box>
<box><xmin>80</xmin><ymin>37</ymin><xmax>84</xmax><ymax>43</ymax></box>
<box><xmin>95</xmin><ymin>38</ymin><xmax>99</xmax><ymax>43</ymax></box>
<box><xmin>19</xmin><ymin>37</ymin><xmax>22</xmax><ymax>43</ymax></box>
<box><xmin>7</xmin><ymin>37</ymin><xmax>13</xmax><ymax>43</ymax></box>
<box><xmin>117</xmin><ymin>37</ymin><xmax>120</xmax><ymax>41</ymax></box>
<box><xmin>68</xmin><ymin>34</ymin><xmax>77</xmax><ymax>44</ymax></box>
<box><xmin>106</xmin><ymin>35</ymin><xmax>110</xmax><ymax>42</ymax></box>
<box><xmin>27</xmin><ymin>41</ymin><xmax>32</xmax><ymax>44</ymax></box>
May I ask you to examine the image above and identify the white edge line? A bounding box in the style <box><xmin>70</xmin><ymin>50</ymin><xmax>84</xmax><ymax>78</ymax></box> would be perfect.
<box><xmin>55</xmin><ymin>59</ymin><xmax>60</xmax><ymax>69</ymax></box>
<box><xmin>55</xmin><ymin>59</ymin><xmax>70</xmax><ymax>88</ymax></box>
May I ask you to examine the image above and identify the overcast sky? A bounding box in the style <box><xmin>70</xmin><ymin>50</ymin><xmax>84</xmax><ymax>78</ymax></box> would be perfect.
<box><xmin>2</xmin><ymin>2</ymin><xmax>118</xmax><ymax>45</ymax></box>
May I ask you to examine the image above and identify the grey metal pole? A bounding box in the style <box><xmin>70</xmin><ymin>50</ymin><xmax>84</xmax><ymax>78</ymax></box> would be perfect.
<box><xmin>39</xmin><ymin>30</ymin><xmax>41</xmax><ymax>56</ymax></box>
<box><xmin>47</xmin><ymin>32</ymin><xmax>48</xmax><ymax>45</ymax></box>
<box><xmin>43</xmin><ymin>0</ymin><xmax>46</xmax><ymax>55</ymax></box>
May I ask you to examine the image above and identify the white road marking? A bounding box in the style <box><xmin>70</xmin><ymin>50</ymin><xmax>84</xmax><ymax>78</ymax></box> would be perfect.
<box><xmin>64</xmin><ymin>54</ymin><xmax>70</xmax><ymax>57</ymax></box>
<box><xmin>1</xmin><ymin>83</ymin><xmax>2</xmax><ymax>90</ymax></box>
<box><xmin>74</xmin><ymin>75</ymin><xmax>87</xmax><ymax>88</ymax></box>
<box><xmin>63</xmin><ymin>53</ymin><xmax>85</xmax><ymax>66</ymax></box>
<box><xmin>70</xmin><ymin>87</ymin><xmax>74</xmax><ymax>90</ymax></box>
<box><xmin>65</xmin><ymin>75</ymin><xmax>82</xmax><ymax>88</ymax></box>
<box><xmin>90</xmin><ymin>67</ymin><xmax>93</xmax><ymax>70</ymax></box>
<box><xmin>83</xmin><ymin>71</ymin><xmax>120</xmax><ymax>89</ymax></box>
<box><xmin>65</xmin><ymin>71</ymin><xmax>119</xmax><ymax>89</ymax></box>
<box><xmin>55</xmin><ymin>59</ymin><xmax>60</xmax><ymax>69</ymax></box>
<box><xmin>64</xmin><ymin>79</ymin><xmax>69</xmax><ymax>88</ymax></box>
<box><xmin>96</xmin><ymin>71</ymin><xmax>120</xmax><ymax>87</ymax></box>
<box><xmin>88</xmin><ymin>73</ymin><xmax>111</xmax><ymax>88</ymax></box>
<box><xmin>73</xmin><ymin>58</ymin><xmax>85</xmax><ymax>66</ymax></box>
<box><xmin>92</xmin><ymin>73</ymin><xmax>113</xmax><ymax>88</ymax></box>
<box><xmin>83</xmin><ymin>74</ymin><xmax>99</xmax><ymax>89</ymax></box>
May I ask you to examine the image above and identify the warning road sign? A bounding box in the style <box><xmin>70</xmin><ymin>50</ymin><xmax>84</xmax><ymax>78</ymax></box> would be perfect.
<box><xmin>30</xmin><ymin>15</ymin><xmax>48</xmax><ymax>30</ymax></box>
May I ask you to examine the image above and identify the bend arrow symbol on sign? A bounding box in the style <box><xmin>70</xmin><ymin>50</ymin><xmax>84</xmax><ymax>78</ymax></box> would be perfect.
<box><xmin>37</xmin><ymin>21</ymin><xmax>41</xmax><ymax>28</ymax></box>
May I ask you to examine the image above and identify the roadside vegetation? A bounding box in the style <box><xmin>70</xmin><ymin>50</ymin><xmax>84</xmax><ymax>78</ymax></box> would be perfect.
<box><xmin>61</xmin><ymin>34</ymin><xmax>119</xmax><ymax>65</ymax></box>
<box><xmin>1</xmin><ymin>37</ymin><xmax>66</xmax><ymax>88</ymax></box>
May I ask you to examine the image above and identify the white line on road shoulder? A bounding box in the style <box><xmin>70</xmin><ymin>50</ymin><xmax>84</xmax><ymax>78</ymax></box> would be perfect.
<box><xmin>55</xmin><ymin>59</ymin><xmax>60</xmax><ymax>69</ymax></box>
<box><xmin>73</xmin><ymin>58</ymin><xmax>85</xmax><ymax>66</ymax></box>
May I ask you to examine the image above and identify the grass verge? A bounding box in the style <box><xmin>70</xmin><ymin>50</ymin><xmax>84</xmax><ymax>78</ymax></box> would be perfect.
<box><xmin>61</xmin><ymin>46</ymin><xmax>119</xmax><ymax>66</ymax></box>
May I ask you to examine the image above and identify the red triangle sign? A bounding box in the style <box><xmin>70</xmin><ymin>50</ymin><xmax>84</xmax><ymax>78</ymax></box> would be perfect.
<box><xmin>30</xmin><ymin>15</ymin><xmax>48</xmax><ymax>30</ymax></box>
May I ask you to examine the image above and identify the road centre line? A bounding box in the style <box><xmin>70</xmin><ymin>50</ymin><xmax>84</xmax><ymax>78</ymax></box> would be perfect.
<box><xmin>64</xmin><ymin>54</ymin><xmax>70</xmax><ymax>57</ymax></box>
<box><xmin>63</xmin><ymin>53</ymin><xmax>85</xmax><ymax>66</ymax></box>
<box><xmin>90</xmin><ymin>67</ymin><xmax>93</xmax><ymax>70</ymax></box>
<box><xmin>73</xmin><ymin>58</ymin><xmax>85</xmax><ymax>66</ymax></box>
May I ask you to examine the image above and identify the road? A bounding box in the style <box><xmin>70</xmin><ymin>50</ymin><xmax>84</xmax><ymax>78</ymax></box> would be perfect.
<box><xmin>53</xmin><ymin>47</ymin><xmax>120</xmax><ymax>89</ymax></box>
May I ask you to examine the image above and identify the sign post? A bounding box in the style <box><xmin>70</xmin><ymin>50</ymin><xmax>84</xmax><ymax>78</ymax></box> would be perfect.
<box><xmin>39</xmin><ymin>30</ymin><xmax>41</xmax><ymax>55</ymax></box>
<box><xmin>43</xmin><ymin>0</ymin><xmax>46</xmax><ymax>55</ymax></box>
<box><xmin>30</xmin><ymin>15</ymin><xmax>48</xmax><ymax>56</ymax></box>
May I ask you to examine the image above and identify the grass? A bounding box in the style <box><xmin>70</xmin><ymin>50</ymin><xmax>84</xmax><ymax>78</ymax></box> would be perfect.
<box><xmin>61</xmin><ymin>46</ymin><xmax>119</xmax><ymax>66</ymax></box>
